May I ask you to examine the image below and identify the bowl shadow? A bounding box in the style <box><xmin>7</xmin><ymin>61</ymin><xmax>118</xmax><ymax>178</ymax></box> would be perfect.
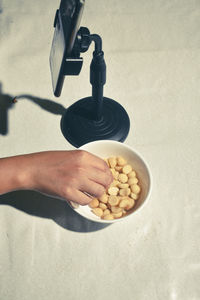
<box><xmin>0</xmin><ymin>190</ymin><xmax>110</xmax><ymax>233</ymax></box>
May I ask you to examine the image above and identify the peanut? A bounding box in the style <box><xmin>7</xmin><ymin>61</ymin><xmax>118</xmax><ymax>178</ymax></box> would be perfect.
<box><xmin>119</xmin><ymin>188</ymin><xmax>131</xmax><ymax>197</ymax></box>
<box><xmin>130</xmin><ymin>193</ymin><xmax>139</xmax><ymax>200</ymax></box>
<box><xmin>119</xmin><ymin>197</ymin><xmax>134</xmax><ymax>210</ymax></box>
<box><xmin>118</xmin><ymin>173</ymin><xmax>128</xmax><ymax>183</ymax></box>
<box><xmin>110</xmin><ymin>168</ymin><xmax>119</xmax><ymax>180</ymax></box>
<box><xmin>108</xmin><ymin>186</ymin><xmax>119</xmax><ymax>196</ymax></box>
<box><xmin>118</xmin><ymin>183</ymin><xmax>129</xmax><ymax>189</ymax></box>
<box><xmin>115</xmin><ymin>166</ymin><xmax>123</xmax><ymax>172</ymax></box>
<box><xmin>89</xmin><ymin>198</ymin><xmax>99</xmax><ymax>208</ymax></box>
<box><xmin>119</xmin><ymin>198</ymin><xmax>130</xmax><ymax>209</ymax></box>
<box><xmin>103</xmin><ymin>209</ymin><xmax>111</xmax><ymax>216</ymax></box>
<box><xmin>122</xmin><ymin>164</ymin><xmax>132</xmax><ymax>174</ymax></box>
<box><xmin>117</xmin><ymin>156</ymin><xmax>127</xmax><ymax>166</ymax></box>
<box><xmin>110</xmin><ymin>180</ymin><xmax>120</xmax><ymax>187</ymax></box>
<box><xmin>108</xmin><ymin>195</ymin><xmax>120</xmax><ymax>206</ymax></box>
<box><xmin>128</xmin><ymin>171</ymin><xmax>136</xmax><ymax>178</ymax></box>
<box><xmin>112</xmin><ymin>211</ymin><xmax>123</xmax><ymax>219</ymax></box>
<box><xmin>99</xmin><ymin>203</ymin><xmax>107</xmax><ymax>210</ymax></box>
<box><xmin>99</xmin><ymin>194</ymin><xmax>108</xmax><ymax>203</ymax></box>
<box><xmin>128</xmin><ymin>177</ymin><xmax>138</xmax><ymax>185</ymax></box>
<box><xmin>92</xmin><ymin>208</ymin><xmax>103</xmax><ymax>217</ymax></box>
<box><xmin>108</xmin><ymin>157</ymin><xmax>117</xmax><ymax>168</ymax></box>
<box><xmin>130</xmin><ymin>184</ymin><xmax>141</xmax><ymax>194</ymax></box>
<box><xmin>102</xmin><ymin>214</ymin><xmax>114</xmax><ymax>220</ymax></box>
<box><xmin>111</xmin><ymin>206</ymin><xmax>123</xmax><ymax>213</ymax></box>
<box><xmin>126</xmin><ymin>198</ymin><xmax>135</xmax><ymax>210</ymax></box>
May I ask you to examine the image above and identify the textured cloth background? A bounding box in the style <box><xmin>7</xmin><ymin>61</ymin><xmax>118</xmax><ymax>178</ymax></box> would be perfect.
<box><xmin>0</xmin><ymin>1</ymin><xmax>200</xmax><ymax>299</ymax></box>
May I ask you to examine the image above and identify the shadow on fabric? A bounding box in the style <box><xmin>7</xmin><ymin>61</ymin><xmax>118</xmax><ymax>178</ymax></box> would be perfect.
<box><xmin>0</xmin><ymin>82</ymin><xmax>66</xmax><ymax>135</ymax></box>
<box><xmin>0</xmin><ymin>191</ymin><xmax>110</xmax><ymax>232</ymax></box>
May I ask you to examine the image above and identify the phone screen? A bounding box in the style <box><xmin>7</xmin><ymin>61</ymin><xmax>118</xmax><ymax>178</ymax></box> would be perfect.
<box><xmin>49</xmin><ymin>0</ymin><xmax>85</xmax><ymax>97</ymax></box>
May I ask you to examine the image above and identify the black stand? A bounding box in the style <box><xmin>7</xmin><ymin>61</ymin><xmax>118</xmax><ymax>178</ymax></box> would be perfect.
<box><xmin>60</xmin><ymin>29</ymin><xmax>130</xmax><ymax>147</ymax></box>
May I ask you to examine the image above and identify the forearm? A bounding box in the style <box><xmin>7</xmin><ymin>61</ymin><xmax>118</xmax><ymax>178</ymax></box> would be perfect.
<box><xmin>0</xmin><ymin>150</ymin><xmax>112</xmax><ymax>204</ymax></box>
<box><xmin>0</xmin><ymin>155</ymin><xmax>32</xmax><ymax>195</ymax></box>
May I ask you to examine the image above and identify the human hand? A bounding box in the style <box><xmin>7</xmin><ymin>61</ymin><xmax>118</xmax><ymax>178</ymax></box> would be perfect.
<box><xmin>23</xmin><ymin>150</ymin><xmax>113</xmax><ymax>205</ymax></box>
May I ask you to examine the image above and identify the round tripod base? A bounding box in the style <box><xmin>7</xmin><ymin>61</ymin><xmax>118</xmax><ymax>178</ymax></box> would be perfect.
<box><xmin>61</xmin><ymin>97</ymin><xmax>130</xmax><ymax>148</ymax></box>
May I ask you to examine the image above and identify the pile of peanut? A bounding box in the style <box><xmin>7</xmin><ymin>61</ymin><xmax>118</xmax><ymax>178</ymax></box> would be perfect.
<box><xmin>89</xmin><ymin>156</ymin><xmax>141</xmax><ymax>220</ymax></box>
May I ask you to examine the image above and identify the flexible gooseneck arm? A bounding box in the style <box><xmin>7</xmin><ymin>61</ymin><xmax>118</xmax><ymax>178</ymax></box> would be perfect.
<box><xmin>70</xmin><ymin>28</ymin><xmax>107</xmax><ymax>121</ymax></box>
<box><xmin>90</xmin><ymin>34</ymin><xmax>102</xmax><ymax>52</ymax></box>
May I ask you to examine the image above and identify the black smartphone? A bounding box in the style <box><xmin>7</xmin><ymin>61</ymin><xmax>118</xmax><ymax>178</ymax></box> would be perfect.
<box><xmin>49</xmin><ymin>0</ymin><xmax>85</xmax><ymax>97</ymax></box>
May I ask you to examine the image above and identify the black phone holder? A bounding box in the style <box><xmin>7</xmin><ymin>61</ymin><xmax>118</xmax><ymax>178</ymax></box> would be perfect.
<box><xmin>60</xmin><ymin>27</ymin><xmax>130</xmax><ymax>147</ymax></box>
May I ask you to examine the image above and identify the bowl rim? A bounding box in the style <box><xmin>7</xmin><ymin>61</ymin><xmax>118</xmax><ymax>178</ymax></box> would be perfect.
<box><xmin>71</xmin><ymin>140</ymin><xmax>152</xmax><ymax>223</ymax></box>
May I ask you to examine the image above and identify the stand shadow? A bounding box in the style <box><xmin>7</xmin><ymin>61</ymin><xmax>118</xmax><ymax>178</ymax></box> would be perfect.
<box><xmin>0</xmin><ymin>191</ymin><xmax>110</xmax><ymax>232</ymax></box>
<box><xmin>0</xmin><ymin>83</ymin><xmax>15</xmax><ymax>135</ymax></box>
<box><xmin>0</xmin><ymin>82</ymin><xmax>66</xmax><ymax>135</ymax></box>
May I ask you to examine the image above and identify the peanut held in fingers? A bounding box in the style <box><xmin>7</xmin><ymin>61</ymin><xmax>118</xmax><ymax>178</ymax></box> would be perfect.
<box><xmin>89</xmin><ymin>198</ymin><xmax>99</xmax><ymax>208</ymax></box>
<box><xmin>110</xmin><ymin>168</ymin><xmax>119</xmax><ymax>180</ymax></box>
<box><xmin>108</xmin><ymin>157</ymin><xmax>117</xmax><ymax>168</ymax></box>
<box><xmin>99</xmin><ymin>194</ymin><xmax>108</xmax><ymax>203</ymax></box>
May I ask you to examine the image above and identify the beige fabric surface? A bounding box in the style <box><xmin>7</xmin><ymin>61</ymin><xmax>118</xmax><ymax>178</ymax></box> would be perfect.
<box><xmin>0</xmin><ymin>0</ymin><xmax>200</xmax><ymax>299</ymax></box>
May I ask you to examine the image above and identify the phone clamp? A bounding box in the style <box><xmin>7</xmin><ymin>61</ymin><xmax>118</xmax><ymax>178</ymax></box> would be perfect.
<box><xmin>60</xmin><ymin>27</ymin><xmax>130</xmax><ymax>147</ymax></box>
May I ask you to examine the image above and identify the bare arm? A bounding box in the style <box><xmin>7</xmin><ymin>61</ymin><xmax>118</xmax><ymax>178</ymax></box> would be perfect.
<box><xmin>0</xmin><ymin>150</ymin><xmax>113</xmax><ymax>205</ymax></box>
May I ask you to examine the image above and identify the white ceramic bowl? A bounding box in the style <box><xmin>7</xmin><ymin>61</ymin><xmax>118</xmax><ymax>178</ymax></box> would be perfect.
<box><xmin>71</xmin><ymin>140</ymin><xmax>152</xmax><ymax>223</ymax></box>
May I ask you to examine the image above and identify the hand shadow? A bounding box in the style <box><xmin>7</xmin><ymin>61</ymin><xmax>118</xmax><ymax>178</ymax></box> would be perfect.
<box><xmin>0</xmin><ymin>82</ymin><xmax>66</xmax><ymax>135</ymax></box>
<box><xmin>0</xmin><ymin>96</ymin><xmax>110</xmax><ymax>232</ymax></box>
<box><xmin>0</xmin><ymin>191</ymin><xmax>110</xmax><ymax>233</ymax></box>
<box><xmin>0</xmin><ymin>83</ymin><xmax>110</xmax><ymax>232</ymax></box>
